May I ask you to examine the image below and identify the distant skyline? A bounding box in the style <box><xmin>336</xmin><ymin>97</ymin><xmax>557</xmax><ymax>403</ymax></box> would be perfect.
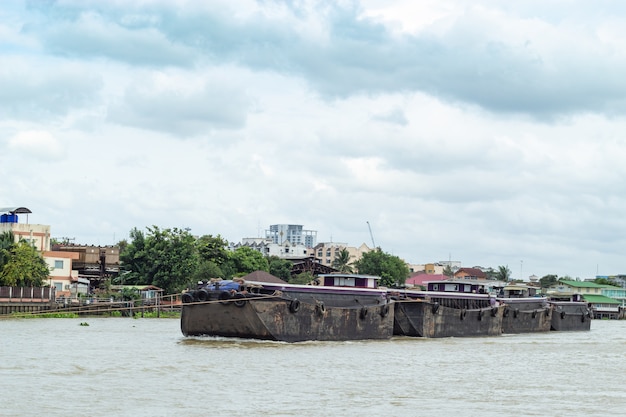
<box><xmin>2</xmin><ymin>1</ymin><xmax>626</xmax><ymax>280</ymax></box>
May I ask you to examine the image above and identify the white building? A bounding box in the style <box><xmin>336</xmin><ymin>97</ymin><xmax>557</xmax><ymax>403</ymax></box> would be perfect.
<box><xmin>1</xmin><ymin>206</ymin><xmax>81</xmax><ymax>299</ymax></box>
<box><xmin>230</xmin><ymin>237</ymin><xmax>309</xmax><ymax>259</ymax></box>
<box><xmin>1</xmin><ymin>207</ymin><xmax>51</xmax><ymax>251</ymax></box>
<box><xmin>266</xmin><ymin>224</ymin><xmax>317</xmax><ymax>248</ymax></box>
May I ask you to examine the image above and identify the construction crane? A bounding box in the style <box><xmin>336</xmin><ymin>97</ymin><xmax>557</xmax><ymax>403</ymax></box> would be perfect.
<box><xmin>366</xmin><ymin>221</ymin><xmax>376</xmax><ymax>249</ymax></box>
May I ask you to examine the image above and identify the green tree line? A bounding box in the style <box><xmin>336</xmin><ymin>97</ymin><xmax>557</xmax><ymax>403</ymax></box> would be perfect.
<box><xmin>6</xmin><ymin>224</ymin><xmax>594</xmax><ymax>294</ymax></box>
<box><xmin>116</xmin><ymin>226</ymin><xmax>414</xmax><ymax>294</ymax></box>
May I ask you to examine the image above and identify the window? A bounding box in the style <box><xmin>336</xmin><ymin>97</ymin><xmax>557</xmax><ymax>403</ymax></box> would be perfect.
<box><xmin>54</xmin><ymin>260</ymin><xmax>64</xmax><ymax>269</ymax></box>
<box><xmin>54</xmin><ymin>282</ymin><xmax>63</xmax><ymax>291</ymax></box>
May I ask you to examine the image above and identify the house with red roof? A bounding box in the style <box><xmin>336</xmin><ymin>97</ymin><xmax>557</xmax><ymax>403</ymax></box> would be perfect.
<box><xmin>454</xmin><ymin>267</ymin><xmax>486</xmax><ymax>280</ymax></box>
<box><xmin>405</xmin><ymin>272</ymin><xmax>448</xmax><ymax>288</ymax></box>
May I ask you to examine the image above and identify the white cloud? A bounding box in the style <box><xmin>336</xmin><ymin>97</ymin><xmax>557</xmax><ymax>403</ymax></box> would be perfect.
<box><xmin>8</xmin><ymin>130</ymin><xmax>65</xmax><ymax>161</ymax></box>
<box><xmin>1</xmin><ymin>0</ymin><xmax>626</xmax><ymax>279</ymax></box>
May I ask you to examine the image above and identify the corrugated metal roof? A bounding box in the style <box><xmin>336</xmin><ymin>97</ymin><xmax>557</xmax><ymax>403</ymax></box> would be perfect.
<box><xmin>583</xmin><ymin>294</ymin><xmax>621</xmax><ymax>304</ymax></box>
<box><xmin>0</xmin><ymin>207</ymin><xmax>32</xmax><ymax>214</ymax></box>
<box><xmin>560</xmin><ymin>280</ymin><xmax>616</xmax><ymax>289</ymax></box>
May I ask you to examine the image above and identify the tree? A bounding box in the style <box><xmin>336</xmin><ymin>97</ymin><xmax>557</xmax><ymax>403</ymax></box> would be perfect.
<box><xmin>353</xmin><ymin>248</ymin><xmax>409</xmax><ymax>287</ymax></box>
<box><xmin>0</xmin><ymin>240</ymin><xmax>50</xmax><ymax>286</ymax></box>
<box><xmin>196</xmin><ymin>234</ymin><xmax>229</xmax><ymax>266</ymax></box>
<box><xmin>540</xmin><ymin>274</ymin><xmax>558</xmax><ymax>288</ymax></box>
<box><xmin>595</xmin><ymin>277</ymin><xmax>616</xmax><ymax>286</ymax></box>
<box><xmin>226</xmin><ymin>246</ymin><xmax>269</xmax><ymax>276</ymax></box>
<box><xmin>484</xmin><ymin>267</ymin><xmax>496</xmax><ymax>280</ymax></box>
<box><xmin>443</xmin><ymin>264</ymin><xmax>454</xmax><ymax>278</ymax></box>
<box><xmin>495</xmin><ymin>265</ymin><xmax>512</xmax><ymax>282</ymax></box>
<box><xmin>331</xmin><ymin>248</ymin><xmax>353</xmax><ymax>273</ymax></box>
<box><xmin>191</xmin><ymin>260</ymin><xmax>225</xmax><ymax>283</ymax></box>
<box><xmin>291</xmin><ymin>271</ymin><xmax>316</xmax><ymax>285</ymax></box>
<box><xmin>119</xmin><ymin>226</ymin><xmax>200</xmax><ymax>294</ymax></box>
<box><xmin>268</xmin><ymin>256</ymin><xmax>293</xmax><ymax>281</ymax></box>
<box><xmin>118</xmin><ymin>228</ymin><xmax>149</xmax><ymax>286</ymax></box>
<box><xmin>0</xmin><ymin>231</ymin><xmax>15</xmax><ymax>268</ymax></box>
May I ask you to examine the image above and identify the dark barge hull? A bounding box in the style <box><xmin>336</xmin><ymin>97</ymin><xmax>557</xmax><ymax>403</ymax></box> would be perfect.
<box><xmin>181</xmin><ymin>281</ymin><xmax>394</xmax><ymax>342</ymax></box>
<box><xmin>499</xmin><ymin>298</ymin><xmax>552</xmax><ymax>333</ymax></box>
<box><xmin>392</xmin><ymin>291</ymin><xmax>503</xmax><ymax>338</ymax></box>
<box><xmin>549</xmin><ymin>302</ymin><xmax>592</xmax><ymax>331</ymax></box>
<box><xmin>181</xmin><ymin>297</ymin><xmax>394</xmax><ymax>342</ymax></box>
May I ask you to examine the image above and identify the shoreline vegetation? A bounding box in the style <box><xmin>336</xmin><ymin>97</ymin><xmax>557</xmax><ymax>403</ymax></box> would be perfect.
<box><xmin>7</xmin><ymin>310</ymin><xmax>181</xmax><ymax>319</ymax></box>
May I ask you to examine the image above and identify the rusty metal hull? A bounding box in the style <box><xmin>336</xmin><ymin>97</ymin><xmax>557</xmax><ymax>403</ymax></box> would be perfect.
<box><xmin>550</xmin><ymin>302</ymin><xmax>592</xmax><ymax>331</ymax></box>
<box><xmin>181</xmin><ymin>297</ymin><xmax>394</xmax><ymax>343</ymax></box>
<box><xmin>500</xmin><ymin>298</ymin><xmax>552</xmax><ymax>333</ymax></box>
<box><xmin>393</xmin><ymin>298</ymin><xmax>504</xmax><ymax>338</ymax></box>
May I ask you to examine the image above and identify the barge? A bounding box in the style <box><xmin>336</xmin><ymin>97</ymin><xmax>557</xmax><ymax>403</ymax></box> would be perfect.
<box><xmin>180</xmin><ymin>274</ymin><xmax>394</xmax><ymax>342</ymax></box>
<box><xmin>391</xmin><ymin>286</ymin><xmax>503</xmax><ymax>338</ymax></box>
<box><xmin>549</xmin><ymin>294</ymin><xmax>592</xmax><ymax>331</ymax></box>
<box><xmin>497</xmin><ymin>284</ymin><xmax>552</xmax><ymax>334</ymax></box>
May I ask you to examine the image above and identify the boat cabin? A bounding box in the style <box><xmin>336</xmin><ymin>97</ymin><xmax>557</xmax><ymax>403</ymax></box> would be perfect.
<box><xmin>426</xmin><ymin>279</ymin><xmax>495</xmax><ymax>294</ymax></box>
<box><xmin>497</xmin><ymin>284</ymin><xmax>539</xmax><ymax>298</ymax></box>
<box><xmin>548</xmin><ymin>292</ymin><xmax>585</xmax><ymax>302</ymax></box>
<box><xmin>318</xmin><ymin>273</ymin><xmax>380</xmax><ymax>289</ymax></box>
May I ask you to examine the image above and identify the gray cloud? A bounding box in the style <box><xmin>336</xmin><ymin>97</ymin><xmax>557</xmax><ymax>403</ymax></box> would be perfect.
<box><xmin>3</xmin><ymin>1</ymin><xmax>626</xmax><ymax>279</ymax></box>
<box><xmin>106</xmin><ymin>76</ymin><xmax>251</xmax><ymax>136</ymax></box>
<box><xmin>0</xmin><ymin>63</ymin><xmax>102</xmax><ymax>120</ymax></box>
<box><xmin>19</xmin><ymin>1</ymin><xmax>626</xmax><ymax>119</ymax></box>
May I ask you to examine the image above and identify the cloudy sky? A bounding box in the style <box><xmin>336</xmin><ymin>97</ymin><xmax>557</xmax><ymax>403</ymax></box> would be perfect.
<box><xmin>2</xmin><ymin>0</ymin><xmax>626</xmax><ymax>280</ymax></box>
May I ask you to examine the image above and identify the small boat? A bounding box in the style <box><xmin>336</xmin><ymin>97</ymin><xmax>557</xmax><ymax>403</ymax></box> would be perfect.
<box><xmin>391</xmin><ymin>280</ymin><xmax>504</xmax><ymax>338</ymax></box>
<box><xmin>180</xmin><ymin>273</ymin><xmax>394</xmax><ymax>342</ymax></box>
<box><xmin>497</xmin><ymin>284</ymin><xmax>552</xmax><ymax>333</ymax></box>
<box><xmin>548</xmin><ymin>293</ymin><xmax>592</xmax><ymax>331</ymax></box>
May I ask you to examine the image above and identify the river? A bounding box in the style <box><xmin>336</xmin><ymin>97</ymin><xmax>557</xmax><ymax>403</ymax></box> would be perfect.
<box><xmin>1</xmin><ymin>318</ymin><xmax>624</xmax><ymax>417</ymax></box>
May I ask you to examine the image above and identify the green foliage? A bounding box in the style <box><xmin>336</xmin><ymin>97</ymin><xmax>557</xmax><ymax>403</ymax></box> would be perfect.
<box><xmin>192</xmin><ymin>260</ymin><xmax>225</xmax><ymax>283</ymax></box>
<box><xmin>443</xmin><ymin>265</ymin><xmax>454</xmax><ymax>277</ymax></box>
<box><xmin>119</xmin><ymin>287</ymin><xmax>141</xmax><ymax>301</ymax></box>
<box><xmin>134</xmin><ymin>310</ymin><xmax>180</xmax><ymax>318</ymax></box>
<box><xmin>595</xmin><ymin>277</ymin><xmax>616</xmax><ymax>286</ymax></box>
<box><xmin>196</xmin><ymin>235</ymin><xmax>229</xmax><ymax>265</ymax></box>
<box><xmin>353</xmin><ymin>248</ymin><xmax>409</xmax><ymax>287</ymax></box>
<box><xmin>0</xmin><ymin>231</ymin><xmax>15</xmax><ymax>268</ymax></box>
<box><xmin>495</xmin><ymin>265</ymin><xmax>512</xmax><ymax>282</ymax></box>
<box><xmin>227</xmin><ymin>246</ymin><xmax>269</xmax><ymax>275</ymax></box>
<box><xmin>12</xmin><ymin>312</ymin><xmax>79</xmax><ymax>318</ymax></box>
<box><xmin>119</xmin><ymin>226</ymin><xmax>279</xmax><ymax>294</ymax></box>
<box><xmin>268</xmin><ymin>256</ymin><xmax>293</xmax><ymax>281</ymax></box>
<box><xmin>119</xmin><ymin>226</ymin><xmax>200</xmax><ymax>294</ymax></box>
<box><xmin>540</xmin><ymin>274</ymin><xmax>558</xmax><ymax>288</ymax></box>
<box><xmin>118</xmin><ymin>228</ymin><xmax>149</xmax><ymax>286</ymax></box>
<box><xmin>290</xmin><ymin>272</ymin><xmax>316</xmax><ymax>285</ymax></box>
<box><xmin>331</xmin><ymin>248</ymin><xmax>353</xmax><ymax>273</ymax></box>
<box><xmin>483</xmin><ymin>267</ymin><xmax>496</xmax><ymax>280</ymax></box>
<box><xmin>0</xmin><ymin>240</ymin><xmax>50</xmax><ymax>286</ymax></box>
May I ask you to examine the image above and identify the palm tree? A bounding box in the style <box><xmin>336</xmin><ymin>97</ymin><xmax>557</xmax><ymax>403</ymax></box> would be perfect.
<box><xmin>331</xmin><ymin>248</ymin><xmax>353</xmax><ymax>273</ymax></box>
<box><xmin>495</xmin><ymin>265</ymin><xmax>512</xmax><ymax>282</ymax></box>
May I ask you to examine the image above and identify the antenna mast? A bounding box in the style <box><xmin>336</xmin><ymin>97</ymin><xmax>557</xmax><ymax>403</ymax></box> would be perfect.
<box><xmin>366</xmin><ymin>221</ymin><xmax>376</xmax><ymax>248</ymax></box>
